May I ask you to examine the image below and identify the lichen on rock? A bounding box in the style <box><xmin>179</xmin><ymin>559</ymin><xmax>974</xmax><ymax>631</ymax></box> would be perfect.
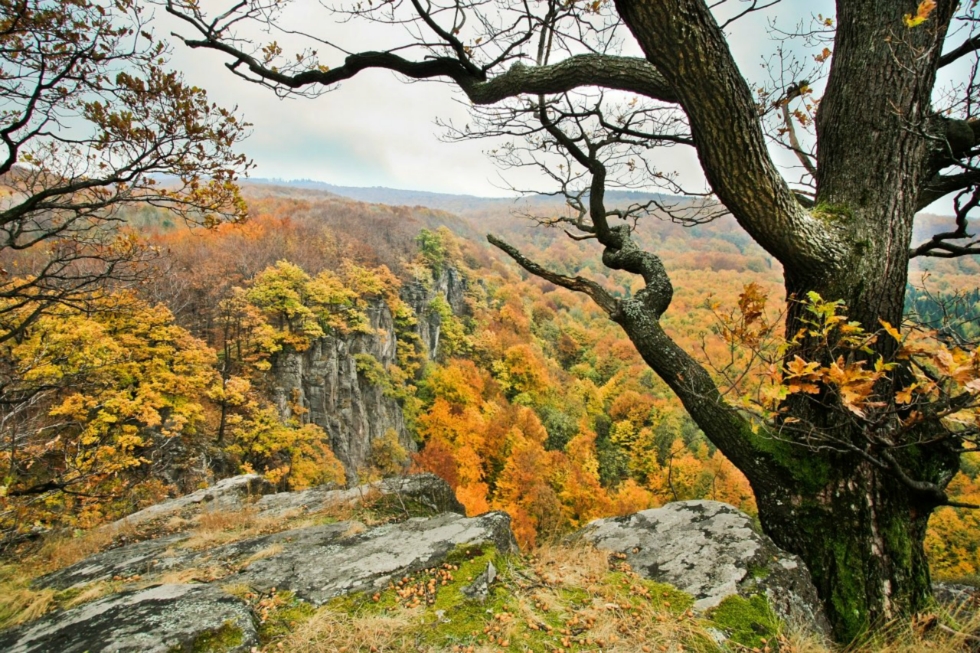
<box><xmin>577</xmin><ymin>499</ymin><xmax>831</xmax><ymax>641</ymax></box>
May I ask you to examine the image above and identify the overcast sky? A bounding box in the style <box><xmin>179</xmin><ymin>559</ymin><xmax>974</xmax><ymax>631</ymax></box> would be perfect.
<box><xmin>159</xmin><ymin>0</ymin><xmax>962</xmax><ymax>209</ymax></box>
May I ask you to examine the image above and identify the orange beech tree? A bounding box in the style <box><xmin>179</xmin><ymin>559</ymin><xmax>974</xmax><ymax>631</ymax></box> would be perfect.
<box><xmin>166</xmin><ymin>0</ymin><xmax>980</xmax><ymax>641</ymax></box>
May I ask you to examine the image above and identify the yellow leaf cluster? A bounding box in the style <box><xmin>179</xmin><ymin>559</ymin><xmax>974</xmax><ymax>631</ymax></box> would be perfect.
<box><xmin>904</xmin><ymin>0</ymin><xmax>937</xmax><ymax>28</ymax></box>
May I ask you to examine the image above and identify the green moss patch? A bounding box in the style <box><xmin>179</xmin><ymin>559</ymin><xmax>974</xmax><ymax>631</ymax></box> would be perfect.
<box><xmin>361</xmin><ymin>493</ymin><xmax>445</xmax><ymax>521</ymax></box>
<box><xmin>811</xmin><ymin>203</ymin><xmax>854</xmax><ymax>224</ymax></box>
<box><xmin>320</xmin><ymin>544</ymin><xmax>712</xmax><ymax>653</ymax></box>
<box><xmin>601</xmin><ymin>568</ymin><xmax>694</xmax><ymax>615</ymax></box>
<box><xmin>167</xmin><ymin>621</ymin><xmax>244</xmax><ymax>653</ymax></box>
<box><xmin>707</xmin><ymin>594</ymin><xmax>781</xmax><ymax>649</ymax></box>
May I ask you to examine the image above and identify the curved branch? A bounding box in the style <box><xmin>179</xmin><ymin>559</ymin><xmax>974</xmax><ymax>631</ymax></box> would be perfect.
<box><xmin>912</xmin><ymin>186</ymin><xmax>980</xmax><ymax>258</ymax></box>
<box><xmin>939</xmin><ymin>33</ymin><xmax>980</xmax><ymax>68</ymax></box>
<box><xmin>171</xmin><ymin>10</ymin><xmax>679</xmax><ymax>106</ymax></box>
<box><xmin>917</xmin><ymin>170</ymin><xmax>980</xmax><ymax>211</ymax></box>
<box><xmin>487</xmin><ymin>222</ymin><xmax>784</xmax><ymax>488</ymax></box>
<box><xmin>487</xmin><ymin>234</ymin><xmax>619</xmax><ymax>315</ymax></box>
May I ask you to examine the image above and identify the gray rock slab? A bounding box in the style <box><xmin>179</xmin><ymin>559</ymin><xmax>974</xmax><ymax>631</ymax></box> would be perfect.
<box><xmin>38</xmin><ymin>474</ymin><xmax>467</xmax><ymax>591</ymax></box>
<box><xmin>35</xmin><ymin>523</ymin><xmax>360</xmax><ymax>591</ymax></box>
<box><xmin>934</xmin><ymin>582</ymin><xmax>980</xmax><ymax>615</ymax></box>
<box><xmin>578</xmin><ymin>500</ymin><xmax>830</xmax><ymax>637</ymax></box>
<box><xmin>0</xmin><ymin>584</ymin><xmax>257</xmax><ymax>653</ymax></box>
<box><xmin>36</xmin><ymin>533</ymin><xmax>191</xmax><ymax>590</ymax></box>
<box><xmin>254</xmin><ymin>473</ymin><xmax>465</xmax><ymax>519</ymax></box>
<box><xmin>110</xmin><ymin>475</ymin><xmax>274</xmax><ymax>527</ymax></box>
<box><xmin>233</xmin><ymin>511</ymin><xmax>516</xmax><ymax>604</ymax></box>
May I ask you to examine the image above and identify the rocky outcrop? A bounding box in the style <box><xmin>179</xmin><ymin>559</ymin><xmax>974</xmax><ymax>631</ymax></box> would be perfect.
<box><xmin>4</xmin><ymin>474</ymin><xmax>856</xmax><ymax>652</ymax></box>
<box><xmin>5</xmin><ymin>474</ymin><xmax>514</xmax><ymax>653</ymax></box>
<box><xmin>577</xmin><ymin>500</ymin><xmax>831</xmax><ymax>639</ymax></box>
<box><xmin>111</xmin><ymin>474</ymin><xmax>274</xmax><ymax>528</ymax></box>
<box><xmin>401</xmin><ymin>265</ymin><xmax>468</xmax><ymax>356</ymax></box>
<box><xmin>272</xmin><ymin>299</ymin><xmax>411</xmax><ymax>481</ymax></box>
<box><xmin>272</xmin><ymin>266</ymin><xmax>467</xmax><ymax>481</ymax></box>
<box><xmin>37</xmin><ymin>512</ymin><xmax>515</xmax><ymax>604</ymax></box>
<box><xmin>38</xmin><ymin>474</ymin><xmax>466</xmax><ymax>591</ymax></box>
<box><xmin>233</xmin><ymin>511</ymin><xmax>515</xmax><ymax>604</ymax></box>
<box><xmin>0</xmin><ymin>584</ymin><xmax>258</xmax><ymax>653</ymax></box>
<box><xmin>253</xmin><ymin>472</ymin><xmax>465</xmax><ymax>519</ymax></box>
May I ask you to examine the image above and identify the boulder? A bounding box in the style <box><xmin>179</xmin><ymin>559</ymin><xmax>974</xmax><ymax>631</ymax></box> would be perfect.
<box><xmin>37</xmin><ymin>533</ymin><xmax>192</xmax><ymax>591</ymax></box>
<box><xmin>234</xmin><ymin>511</ymin><xmax>516</xmax><ymax>604</ymax></box>
<box><xmin>19</xmin><ymin>474</ymin><xmax>514</xmax><ymax>653</ymax></box>
<box><xmin>34</xmin><ymin>512</ymin><xmax>516</xmax><ymax>648</ymax></box>
<box><xmin>110</xmin><ymin>474</ymin><xmax>275</xmax><ymax>528</ymax></box>
<box><xmin>38</xmin><ymin>474</ymin><xmax>469</xmax><ymax>592</ymax></box>
<box><xmin>578</xmin><ymin>500</ymin><xmax>831</xmax><ymax>638</ymax></box>
<box><xmin>253</xmin><ymin>472</ymin><xmax>465</xmax><ymax>519</ymax></box>
<box><xmin>0</xmin><ymin>584</ymin><xmax>257</xmax><ymax>653</ymax></box>
<box><xmin>934</xmin><ymin>582</ymin><xmax>980</xmax><ymax>616</ymax></box>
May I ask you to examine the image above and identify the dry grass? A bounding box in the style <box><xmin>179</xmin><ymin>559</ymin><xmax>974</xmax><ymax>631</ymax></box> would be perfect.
<box><xmin>238</xmin><ymin>544</ymin><xmax>285</xmax><ymax>570</ymax></box>
<box><xmin>0</xmin><ymin>483</ymin><xmax>423</xmax><ymax>631</ymax></box>
<box><xmin>3</xmin><ymin>489</ymin><xmax>977</xmax><ymax>652</ymax></box>
<box><xmin>839</xmin><ymin>612</ymin><xmax>980</xmax><ymax>653</ymax></box>
<box><xmin>179</xmin><ymin>507</ymin><xmax>265</xmax><ymax>550</ymax></box>
<box><xmin>58</xmin><ymin>581</ymin><xmax>119</xmax><ymax>611</ymax></box>
<box><xmin>260</xmin><ymin>542</ymin><xmax>732</xmax><ymax>653</ymax></box>
<box><xmin>0</xmin><ymin>521</ymin><xmax>142</xmax><ymax>630</ymax></box>
<box><xmin>0</xmin><ymin>571</ymin><xmax>56</xmax><ymax>631</ymax></box>
<box><xmin>256</xmin><ymin>542</ymin><xmax>980</xmax><ymax>653</ymax></box>
<box><xmin>31</xmin><ymin>519</ymin><xmax>139</xmax><ymax>573</ymax></box>
<box><xmin>274</xmin><ymin>609</ymin><xmax>419</xmax><ymax>652</ymax></box>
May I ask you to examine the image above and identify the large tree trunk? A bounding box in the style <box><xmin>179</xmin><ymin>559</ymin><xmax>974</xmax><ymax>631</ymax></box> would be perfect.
<box><xmin>607</xmin><ymin>0</ymin><xmax>964</xmax><ymax>642</ymax></box>
<box><xmin>754</xmin><ymin>452</ymin><xmax>957</xmax><ymax>640</ymax></box>
<box><xmin>611</xmin><ymin>283</ymin><xmax>960</xmax><ymax>642</ymax></box>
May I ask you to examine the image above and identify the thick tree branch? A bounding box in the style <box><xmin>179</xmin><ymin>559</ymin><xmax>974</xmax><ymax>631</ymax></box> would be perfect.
<box><xmin>613</xmin><ymin>0</ymin><xmax>843</xmax><ymax>275</ymax></box>
<box><xmin>172</xmin><ymin>17</ymin><xmax>679</xmax><ymax>107</ymax></box>
<box><xmin>487</xmin><ymin>234</ymin><xmax>619</xmax><ymax>315</ymax></box>
<box><xmin>912</xmin><ymin>186</ymin><xmax>980</xmax><ymax>258</ymax></box>
<box><xmin>917</xmin><ymin>171</ymin><xmax>980</xmax><ymax>211</ymax></box>
<box><xmin>939</xmin><ymin>32</ymin><xmax>980</xmax><ymax>68</ymax></box>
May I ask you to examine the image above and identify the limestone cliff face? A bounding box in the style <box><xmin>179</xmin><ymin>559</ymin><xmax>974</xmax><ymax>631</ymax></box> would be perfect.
<box><xmin>271</xmin><ymin>267</ymin><xmax>466</xmax><ymax>482</ymax></box>
<box><xmin>402</xmin><ymin>265</ymin><xmax>467</xmax><ymax>357</ymax></box>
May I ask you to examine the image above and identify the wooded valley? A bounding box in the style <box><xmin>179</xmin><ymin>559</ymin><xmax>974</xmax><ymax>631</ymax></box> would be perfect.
<box><xmin>2</xmin><ymin>182</ymin><xmax>977</xmax><ymax>588</ymax></box>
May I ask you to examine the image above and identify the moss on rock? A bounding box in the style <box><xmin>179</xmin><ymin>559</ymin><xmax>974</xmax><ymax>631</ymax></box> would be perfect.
<box><xmin>167</xmin><ymin>621</ymin><xmax>245</xmax><ymax>653</ymax></box>
<box><xmin>707</xmin><ymin>594</ymin><xmax>781</xmax><ymax>649</ymax></box>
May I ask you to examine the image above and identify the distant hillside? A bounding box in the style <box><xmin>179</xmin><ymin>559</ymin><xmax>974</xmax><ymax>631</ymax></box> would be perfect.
<box><xmin>249</xmin><ymin>178</ymin><xmax>682</xmax><ymax>216</ymax></box>
<box><xmin>241</xmin><ymin>179</ymin><xmax>975</xmax><ymax>279</ymax></box>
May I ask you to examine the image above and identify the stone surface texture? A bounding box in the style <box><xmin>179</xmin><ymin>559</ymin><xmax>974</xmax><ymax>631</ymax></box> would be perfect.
<box><xmin>43</xmin><ymin>510</ymin><xmax>515</xmax><ymax>604</ymax></box>
<box><xmin>37</xmin><ymin>473</ymin><xmax>467</xmax><ymax>591</ymax></box>
<box><xmin>0</xmin><ymin>584</ymin><xmax>257</xmax><ymax>653</ymax></box>
<box><xmin>253</xmin><ymin>472</ymin><xmax>466</xmax><ymax>519</ymax></box>
<box><xmin>271</xmin><ymin>299</ymin><xmax>411</xmax><ymax>483</ymax></box>
<box><xmin>578</xmin><ymin>500</ymin><xmax>831</xmax><ymax>637</ymax></box>
<box><xmin>401</xmin><ymin>265</ymin><xmax>468</xmax><ymax>356</ymax></box>
<box><xmin>235</xmin><ymin>511</ymin><xmax>516</xmax><ymax>604</ymax></box>
<box><xmin>111</xmin><ymin>474</ymin><xmax>274</xmax><ymax>527</ymax></box>
<box><xmin>19</xmin><ymin>475</ymin><xmax>513</xmax><ymax>652</ymax></box>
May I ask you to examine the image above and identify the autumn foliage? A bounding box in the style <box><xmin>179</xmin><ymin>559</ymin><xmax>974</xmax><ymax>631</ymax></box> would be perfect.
<box><xmin>0</xmin><ymin>188</ymin><xmax>977</xmax><ymax>586</ymax></box>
